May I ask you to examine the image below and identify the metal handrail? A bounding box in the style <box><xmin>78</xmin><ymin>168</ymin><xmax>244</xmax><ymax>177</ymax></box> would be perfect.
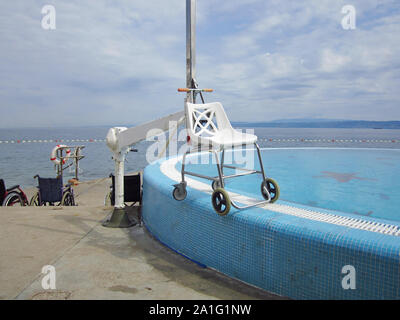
<box><xmin>54</xmin><ymin>145</ymin><xmax>85</xmax><ymax>180</ymax></box>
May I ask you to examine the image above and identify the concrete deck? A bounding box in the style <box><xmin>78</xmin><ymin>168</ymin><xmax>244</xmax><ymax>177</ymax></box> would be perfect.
<box><xmin>0</xmin><ymin>178</ymin><xmax>283</xmax><ymax>300</ymax></box>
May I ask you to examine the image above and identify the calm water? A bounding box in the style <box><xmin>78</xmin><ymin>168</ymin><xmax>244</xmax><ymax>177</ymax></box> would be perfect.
<box><xmin>184</xmin><ymin>148</ymin><xmax>400</xmax><ymax>222</ymax></box>
<box><xmin>0</xmin><ymin>127</ymin><xmax>400</xmax><ymax>188</ymax></box>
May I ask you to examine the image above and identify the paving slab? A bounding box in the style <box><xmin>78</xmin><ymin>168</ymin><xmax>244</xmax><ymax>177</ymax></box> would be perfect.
<box><xmin>0</xmin><ymin>206</ymin><xmax>108</xmax><ymax>299</ymax></box>
<box><xmin>0</xmin><ymin>179</ymin><xmax>283</xmax><ymax>300</ymax></box>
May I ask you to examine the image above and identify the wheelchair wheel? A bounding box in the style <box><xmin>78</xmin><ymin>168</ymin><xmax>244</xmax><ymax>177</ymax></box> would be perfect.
<box><xmin>261</xmin><ymin>178</ymin><xmax>280</xmax><ymax>203</ymax></box>
<box><xmin>211</xmin><ymin>180</ymin><xmax>222</xmax><ymax>191</ymax></box>
<box><xmin>211</xmin><ymin>188</ymin><xmax>231</xmax><ymax>216</ymax></box>
<box><xmin>61</xmin><ymin>191</ymin><xmax>75</xmax><ymax>206</ymax></box>
<box><xmin>29</xmin><ymin>192</ymin><xmax>40</xmax><ymax>206</ymax></box>
<box><xmin>3</xmin><ymin>192</ymin><xmax>23</xmax><ymax>206</ymax></box>
<box><xmin>173</xmin><ymin>186</ymin><xmax>187</xmax><ymax>201</ymax></box>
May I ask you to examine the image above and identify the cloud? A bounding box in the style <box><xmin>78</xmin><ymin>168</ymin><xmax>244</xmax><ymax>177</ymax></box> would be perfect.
<box><xmin>0</xmin><ymin>0</ymin><xmax>399</xmax><ymax>128</ymax></box>
<box><xmin>198</xmin><ymin>0</ymin><xmax>400</xmax><ymax>121</ymax></box>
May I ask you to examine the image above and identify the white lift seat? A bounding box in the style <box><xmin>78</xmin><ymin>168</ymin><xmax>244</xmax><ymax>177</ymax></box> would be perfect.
<box><xmin>173</xmin><ymin>100</ymin><xmax>280</xmax><ymax>216</ymax></box>
<box><xmin>186</xmin><ymin>102</ymin><xmax>257</xmax><ymax>148</ymax></box>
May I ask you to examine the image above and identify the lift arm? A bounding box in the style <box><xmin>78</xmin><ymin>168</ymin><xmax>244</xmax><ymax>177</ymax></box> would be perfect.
<box><xmin>105</xmin><ymin>111</ymin><xmax>185</xmax><ymax>211</ymax></box>
<box><xmin>106</xmin><ymin>111</ymin><xmax>185</xmax><ymax>153</ymax></box>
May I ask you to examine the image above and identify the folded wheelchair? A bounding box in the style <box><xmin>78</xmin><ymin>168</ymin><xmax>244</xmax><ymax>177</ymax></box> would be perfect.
<box><xmin>104</xmin><ymin>173</ymin><xmax>142</xmax><ymax>207</ymax></box>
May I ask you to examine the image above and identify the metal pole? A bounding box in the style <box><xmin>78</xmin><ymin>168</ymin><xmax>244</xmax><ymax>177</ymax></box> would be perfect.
<box><xmin>114</xmin><ymin>152</ymin><xmax>125</xmax><ymax>210</ymax></box>
<box><xmin>56</xmin><ymin>149</ymin><xmax>60</xmax><ymax>176</ymax></box>
<box><xmin>103</xmin><ymin>149</ymin><xmax>135</xmax><ymax>228</ymax></box>
<box><xmin>75</xmin><ymin>152</ymin><xmax>78</xmax><ymax>180</ymax></box>
<box><xmin>59</xmin><ymin>149</ymin><xmax>63</xmax><ymax>178</ymax></box>
<box><xmin>186</xmin><ymin>0</ymin><xmax>196</xmax><ymax>103</ymax></box>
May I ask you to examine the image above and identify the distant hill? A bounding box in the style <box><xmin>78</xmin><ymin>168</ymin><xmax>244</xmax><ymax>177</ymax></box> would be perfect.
<box><xmin>232</xmin><ymin>119</ymin><xmax>400</xmax><ymax>129</ymax></box>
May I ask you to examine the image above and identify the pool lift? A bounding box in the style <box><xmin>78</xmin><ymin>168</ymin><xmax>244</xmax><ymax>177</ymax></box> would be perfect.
<box><xmin>105</xmin><ymin>0</ymin><xmax>279</xmax><ymax>227</ymax></box>
<box><xmin>105</xmin><ymin>112</ymin><xmax>184</xmax><ymax>228</ymax></box>
<box><xmin>172</xmin><ymin>0</ymin><xmax>279</xmax><ymax>216</ymax></box>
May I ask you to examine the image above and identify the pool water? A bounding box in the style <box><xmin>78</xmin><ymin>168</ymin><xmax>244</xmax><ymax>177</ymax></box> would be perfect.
<box><xmin>181</xmin><ymin>148</ymin><xmax>400</xmax><ymax>223</ymax></box>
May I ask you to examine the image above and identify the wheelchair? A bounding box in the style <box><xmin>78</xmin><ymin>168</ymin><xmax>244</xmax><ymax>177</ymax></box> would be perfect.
<box><xmin>30</xmin><ymin>175</ymin><xmax>75</xmax><ymax>206</ymax></box>
<box><xmin>104</xmin><ymin>173</ymin><xmax>142</xmax><ymax>207</ymax></box>
<box><xmin>0</xmin><ymin>179</ymin><xmax>29</xmax><ymax>206</ymax></box>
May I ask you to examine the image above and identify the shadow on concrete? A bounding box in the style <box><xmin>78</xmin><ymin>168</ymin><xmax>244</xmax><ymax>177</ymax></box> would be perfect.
<box><xmin>90</xmin><ymin>208</ymin><xmax>285</xmax><ymax>299</ymax></box>
<box><xmin>18</xmin><ymin>205</ymin><xmax>285</xmax><ymax>299</ymax></box>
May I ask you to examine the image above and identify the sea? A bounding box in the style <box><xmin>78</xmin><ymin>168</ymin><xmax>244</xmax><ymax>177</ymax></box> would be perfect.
<box><xmin>1</xmin><ymin>126</ymin><xmax>400</xmax><ymax>188</ymax></box>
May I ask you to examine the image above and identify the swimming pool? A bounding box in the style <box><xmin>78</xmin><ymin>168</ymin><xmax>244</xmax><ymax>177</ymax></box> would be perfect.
<box><xmin>142</xmin><ymin>148</ymin><xmax>400</xmax><ymax>299</ymax></box>
<box><xmin>181</xmin><ymin>148</ymin><xmax>400</xmax><ymax>223</ymax></box>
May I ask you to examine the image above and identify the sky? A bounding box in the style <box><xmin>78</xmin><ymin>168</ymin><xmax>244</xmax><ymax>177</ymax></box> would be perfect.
<box><xmin>0</xmin><ymin>0</ymin><xmax>399</xmax><ymax>128</ymax></box>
